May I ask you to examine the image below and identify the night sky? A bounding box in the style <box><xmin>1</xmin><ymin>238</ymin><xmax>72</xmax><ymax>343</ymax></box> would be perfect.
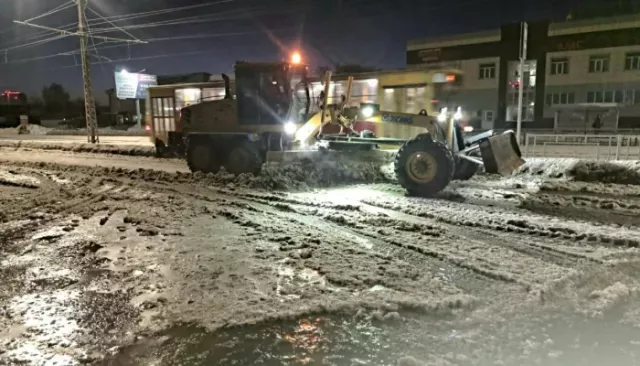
<box><xmin>0</xmin><ymin>0</ymin><xmax>572</xmax><ymax>103</ymax></box>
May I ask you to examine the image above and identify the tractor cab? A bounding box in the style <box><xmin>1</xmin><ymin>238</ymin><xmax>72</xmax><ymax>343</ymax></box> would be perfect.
<box><xmin>233</xmin><ymin>61</ymin><xmax>311</xmax><ymax>127</ymax></box>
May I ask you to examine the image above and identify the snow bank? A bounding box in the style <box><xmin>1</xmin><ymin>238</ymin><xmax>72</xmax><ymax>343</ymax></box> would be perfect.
<box><xmin>0</xmin><ymin>124</ymin><xmax>52</xmax><ymax>136</ymax></box>
<box><xmin>0</xmin><ymin>140</ymin><xmax>155</xmax><ymax>156</ymax></box>
<box><xmin>46</xmin><ymin>127</ymin><xmax>147</xmax><ymax>136</ymax></box>
<box><xmin>517</xmin><ymin>158</ymin><xmax>640</xmax><ymax>185</ymax></box>
<box><xmin>195</xmin><ymin>159</ymin><xmax>394</xmax><ymax>191</ymax></box>
<box><xmin>24</xmin><ymin>125</ymin><xmax>52</xmax><ymax>135</ymax></box>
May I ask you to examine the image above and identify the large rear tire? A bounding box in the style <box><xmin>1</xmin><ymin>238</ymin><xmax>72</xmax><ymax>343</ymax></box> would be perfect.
<box><xmin>394</xmin><ymin>134</ymin><xmax>454</xmax><ymax>197</ymax></box>
<box><xmin>224</xmin><ymin>141</ymin><xmax>263</xmax><ymax>175</ymax></box>
<box><xmin>187</xmin><ymin>141</ymin><xmax>220</xmax><ymax>173</ymax></box>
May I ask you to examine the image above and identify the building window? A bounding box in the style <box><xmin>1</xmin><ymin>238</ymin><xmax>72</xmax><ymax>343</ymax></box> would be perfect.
<box><xmin>479</xmin><ymin>63</ymin><xmax>496</xmax><ymax>79</ymax></box>
<box><xmin>175</xmin><ymin>88</ymin><xmax>202</xmax><ymax>111</ymax></box>
<box><xmin>586</xmin><ymin>90</ymin><xmax>624</xmax><ymax>104</ymax></box>
<box><xmin>550</xmin><ymin>57</ymin><xmax>569</xmax><ymax>75</ymax></box>
<box><xmin>202</xmin><ymin>87</ymin><xmax>226</xmax><ymax>101</ymax></box>
<box><xmin>588</xmin><ymin>55</ymin><xmax>610</xmax><ymax>73</ymax></box>
<box><xmin>382</xmin><ymin>88</ymin><xmax>396</xmax><ymax>111</ymax></box>
<box><xmin>151</xmin><ymin>97</ymin><xmax>174</xmax><ymax>134</ymax></box>
<box><xmin>603</xmin><ymin>91</ymin><xmax>614</xmax><ymax>103</ymax></box>
<box><xmin>545</xmin><ymin>92</ymin><xmax>575</xmax><ymax>105</ymax></box>
<box><xmin>484</xmin><ymin>110</ymin><xmax>494</xmax><ymax>122</ymax></box>
<box><xmin>624</xmin><ymin>90</ymin><xmax>635</xmax><ymax>104</ymax></box>
<box><xmin>625</xmin><ymin>52</ymin><xmax>640</xmax><ymax>70</ymax></box>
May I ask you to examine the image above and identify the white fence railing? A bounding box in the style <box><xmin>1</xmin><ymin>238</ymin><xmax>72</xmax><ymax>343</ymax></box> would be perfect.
<box><xmin>523</xmin><ymin>134</ymin><xmax>640</xmax><ymax>160</ymax></box>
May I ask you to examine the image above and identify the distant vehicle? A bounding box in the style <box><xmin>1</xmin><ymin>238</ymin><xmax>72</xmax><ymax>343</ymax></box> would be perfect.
<box><xmin>0</xmin><ymin>90</ymin><xmax>32</xmax><ymax>128</ymax></box>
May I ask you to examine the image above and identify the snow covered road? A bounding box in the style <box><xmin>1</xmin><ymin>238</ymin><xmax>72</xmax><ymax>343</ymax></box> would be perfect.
<box><xmin>1</xmin><ymin>148</ymin><xmax>640</xmax><ymax>366</ymax></box>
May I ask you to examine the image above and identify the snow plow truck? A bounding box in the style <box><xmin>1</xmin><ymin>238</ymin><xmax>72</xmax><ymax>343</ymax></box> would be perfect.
<box><xmin>151</xmin><ymin>61</ymin><xmax>524</xmax><ymax>196</ymax></box>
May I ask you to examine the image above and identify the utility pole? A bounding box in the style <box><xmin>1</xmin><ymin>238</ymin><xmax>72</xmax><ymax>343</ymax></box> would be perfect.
<box><xmin>76</xmin><ymin>0</ymin><xmax>98</xmax><ymax>143</ymax></box>
<box><xmin>516</xmin><ymin>21</ymin><xmax>528</xmax><ymax>144</ymax></box>
<box><xmin>13</xmin><ymin>1</ymin><xmax>146</xmax><ymax>144</ymax></box>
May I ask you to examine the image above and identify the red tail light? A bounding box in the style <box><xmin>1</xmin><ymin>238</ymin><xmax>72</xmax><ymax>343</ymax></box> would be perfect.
<box><xmin>144</xmin><ymin>124</ymin><xmax>151</xmax><ymax>132</ymax></box>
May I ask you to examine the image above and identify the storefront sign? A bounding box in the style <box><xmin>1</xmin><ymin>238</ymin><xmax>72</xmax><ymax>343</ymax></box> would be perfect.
<box><xmin>417</xmin><ymin>48</ymin><xmax>442</xmax><ymax>63</ymax></box>
<box><xmin>382</xmin><ymin>113</ymin><xmax>413</xmax><ymax>124</ymax></box>
<box><xmin>115</xmin><ymin>72</ymin><xmax>157</xmax><ymax>100</ymax></box>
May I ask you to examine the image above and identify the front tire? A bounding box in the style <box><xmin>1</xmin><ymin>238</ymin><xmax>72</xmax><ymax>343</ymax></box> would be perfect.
<box><xmin>394</xmin><ymin>134</ymin><xmax>454</xmax><ymax>197</ymax></box>
<box><xmin>187</xmin><ymin>141</ymin><xmax>220</xmax><ymax>173</ymax></box>
<box><xmin>224</xmin><ymin>141</ymin><xmax>263</xmax><ymax>175</ymax></box>
<box><xmin>155</xmin><ymin>140</ymin><xmax>166</xmax><ymax>158</ymax></box>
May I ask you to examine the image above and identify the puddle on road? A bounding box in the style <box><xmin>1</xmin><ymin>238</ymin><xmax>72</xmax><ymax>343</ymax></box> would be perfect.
<box><xmin>103</xmin><ymin>315</ymin><xmax>423</xmax><ymax>366</ymax></box>
<box><xmin>102</xmin><ymin>310</ymin><xmax>640</xmax><ymax>366</ymax></box>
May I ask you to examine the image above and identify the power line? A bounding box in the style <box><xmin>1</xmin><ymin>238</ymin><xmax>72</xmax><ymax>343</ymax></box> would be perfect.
<box><xmin>86</xmin><ymin>0</ymin><xmax>238</xmax><ymax>25</ymax></box>
<box><xmin>1</xmin><ymin>0</ymin><xmax>307</xmax><ymax>55</ymax></box>
<box><xmin>56</xmin><ymin>50</ymin><xmax>215</xmax><ymax>69</ymax></box>
<box><xmin>1</xmin><ymin>33</ymin><xmax>69</xmax><ymax>53</ymax></box>
<box><xmin>0</xmin><ymin>1</ymin><xmax>75</xmax><ymax>48</ymax></box>
<box><xmin>3</xmin><ymin>0</ymin><xmax>506</xmax><ymax>68</ymax></box>
<box><xmin>0</xmin><ymin>0</ymin><xmax>241</xmax><ymax>50</ymax></box>
<box><xmin>87</xmin><ymin>6</ymin><xmax>141</xmax><ymax>43</ymax></box>
<box><xmin>2</xmin><ymin>0</ymin><xmax>239</xmax><ymax>47</ymax></box>
<box><xmin>6</xmin><ymin>27</ymin><xmax>296</xmax><ymax>65</ymax></box>
<box><xmin>24</xmin><ymin>1</ymin><xmax>75</xmax><ymax>22</ymax></box>
<box><xmin>87</xmin><ymin>0</ymin><xmax>311</xmax><ymax>34</ymax></box>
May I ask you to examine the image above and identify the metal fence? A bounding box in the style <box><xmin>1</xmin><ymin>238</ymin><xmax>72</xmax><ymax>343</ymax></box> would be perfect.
<box><xmin>523</xmin><ymin>133</ymin><xmax>640</xmax><ymax>160</ymax></box>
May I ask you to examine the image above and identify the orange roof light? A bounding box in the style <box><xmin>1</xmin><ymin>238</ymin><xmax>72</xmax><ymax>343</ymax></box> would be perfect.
<box><xmin>291</xmin><ymin>51</ymin><xmax>301</xmax><ymax>64</ymax></box>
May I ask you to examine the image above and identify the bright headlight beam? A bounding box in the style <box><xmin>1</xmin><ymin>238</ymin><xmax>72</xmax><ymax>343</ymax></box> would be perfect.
<box><xmin>454</xmin><ymin>107</ymin><xmax>462</xmax><ymax>120</ymax></box>
<box><xmin>361</xmin><ymin>106</ymin><xmax>374</xmax><ymax>118</ymax></box>
<box><xmin>284</xmin><ymin>121</ymin><xmax>297</xmax><ymax>135</ymax></box>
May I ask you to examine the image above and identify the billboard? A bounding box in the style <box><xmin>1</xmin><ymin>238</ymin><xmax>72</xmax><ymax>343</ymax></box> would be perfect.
<box><xmin>114</xmin><ymin>71</ymin><xmax>157</xmax><ymax>100</ymax></box>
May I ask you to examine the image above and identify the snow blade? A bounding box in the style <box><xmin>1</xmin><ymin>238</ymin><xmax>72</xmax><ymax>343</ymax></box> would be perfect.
<box><xmin>479</xmin><ymin>131</ymin><xmax>525</xmax><ymax>176</ymax></box>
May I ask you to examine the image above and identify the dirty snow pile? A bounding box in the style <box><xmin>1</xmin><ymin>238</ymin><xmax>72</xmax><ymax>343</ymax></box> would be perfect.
<box><xmin>46</xmin><ymin>126</ymin><xmax>147</xmax><ymax>136</ymax></box>
<box><xmin>517</xmin><ymin>158</ymin><xmax>640</xmax><ymax>185</ymax></box>
<box><xmin>192</xmin><ymin>157</ymin><xmax>395</xmax><ymax>191</ymax></box>
<box><xmin>0</xmin><ymin>140</ymin><xmax>155</xmax><ymax>156</ymax></box>
<box><xmin>1</xmin><ymin>154</ymin><xmax>395</xmax><ymax>192</ymax></box>
<box><xmin>24</xmin><ymin>124</ymin><xmax>51</xmax><ymax>135</ymax></box>
<box><xmin>0</xmin><ymin>124</ymin><xmax>51</xmax><ymax>136</ymax></box>
<box><xmin>0</xmin><ymin>169</ymin><xmax>40</xmax><ymax>188</ymax></box>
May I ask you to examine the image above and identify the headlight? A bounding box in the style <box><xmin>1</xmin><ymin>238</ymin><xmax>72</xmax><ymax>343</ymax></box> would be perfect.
<box><xmin>463</xmin><ymin>126</ymin><xmax>474</xmax><ymax>132</ymax></box>
<box><xmin>284</xmin><ymin>121</ymin><xmax>297</xmax><ymax>135</ymax></box>
<box><xmin>437</xmin><ymin>107</ymin><xmax>447</xmax><ymax>122</ymax></box>
<box><xmin>454</xmin><ymin>106</ymin><xmax>462</xmax><ymax>120</ymax></box>
<box><xmin>361</xmin><ymin>106</ymin><xmax>374</xmax><ymax>118</ymax></box>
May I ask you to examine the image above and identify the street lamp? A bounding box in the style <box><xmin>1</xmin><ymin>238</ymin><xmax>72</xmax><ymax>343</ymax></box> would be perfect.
<box><xmin>291</xmin><ymin>51</ymin><xmax>301</xmax><ymax>64</ymax></box>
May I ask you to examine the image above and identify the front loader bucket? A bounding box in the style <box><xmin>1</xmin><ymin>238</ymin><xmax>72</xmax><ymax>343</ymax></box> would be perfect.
<box><xmin>479</xmin><ymin>131</ymin><xmax>525</xmax><ymax>176</ymax></box>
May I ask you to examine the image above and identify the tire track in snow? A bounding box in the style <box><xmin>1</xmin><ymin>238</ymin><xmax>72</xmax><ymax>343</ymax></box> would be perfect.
<box><xmin>227</xmin><ymin>189</ymin><xmax>576</xmax><ymax>297</ymax></box>
<box><xmin>226</xmin><ymin>188</ymin><xmax>636</xmax><ymax>300</ymax></box>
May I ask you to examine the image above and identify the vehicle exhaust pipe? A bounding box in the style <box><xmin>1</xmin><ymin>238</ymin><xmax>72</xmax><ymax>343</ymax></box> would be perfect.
<box><xmin>221</xmin><ymin>73</ymin><xmax>232</xmax><ymax>100</ymax></box>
